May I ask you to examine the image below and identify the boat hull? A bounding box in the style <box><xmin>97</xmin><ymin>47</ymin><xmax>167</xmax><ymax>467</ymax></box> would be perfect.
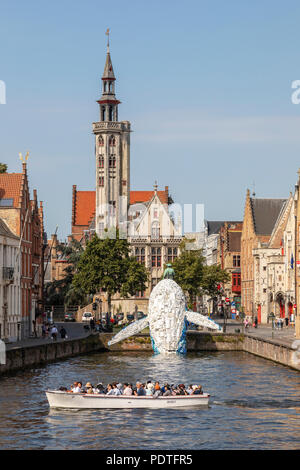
<box><xmin>46</xmin><ymin>391</ymin><xmax>210</xmax><ymax>409</ymax></box>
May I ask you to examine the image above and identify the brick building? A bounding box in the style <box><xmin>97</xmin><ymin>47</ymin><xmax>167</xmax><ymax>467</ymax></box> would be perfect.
<box><xmin>241</xmin><ymin>189</ymin><xmax>287</xmax><ymax>322</ymax></box>
<box><xmin>0</xmin><ymin>163</ymin><xmax>44</xmax><ymax>338</ymax></box>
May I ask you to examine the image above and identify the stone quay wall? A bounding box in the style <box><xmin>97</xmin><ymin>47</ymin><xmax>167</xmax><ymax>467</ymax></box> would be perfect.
<box><xmin>0</xmin><ymin>334</ymin><xmax>106</xmax><ymax>377</ymax></box>
<box><xmin>242</xmin><ymin>334</ymin><xmax>300</xmax><ymax>371</ymax></box>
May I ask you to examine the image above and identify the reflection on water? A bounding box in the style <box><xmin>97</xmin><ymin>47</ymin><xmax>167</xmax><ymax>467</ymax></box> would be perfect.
<box><xmin>0</xmin><ymin>351</ymin><xmax>299</xmax><ymax>449</ymax></box>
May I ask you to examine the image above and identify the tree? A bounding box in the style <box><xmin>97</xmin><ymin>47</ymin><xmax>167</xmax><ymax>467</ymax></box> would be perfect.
<box><xmin>201</xmin><ymin>264</ymin><xmax>231</xmax><ymax>298</ymax></box>
<box><xmin>169</xmin><ymin>238</ymin><xmax>231</xmax><ymax>309</ymax></box>
<box><xmin>0</xmin><ymin>163</ymin><xmax>7</xmax><ymax>173</ymax></box>
<box><xmin>72</xmin><ymin>230</ymin><xmax>148</xmax><ymax>317</ymax></box>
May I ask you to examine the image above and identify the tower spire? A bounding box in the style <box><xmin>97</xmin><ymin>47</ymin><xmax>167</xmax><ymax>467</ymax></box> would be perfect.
<box><xmin>97</xmin><ymin>31</ymin><xmax>120</xmax><ymax>122</ymax></box>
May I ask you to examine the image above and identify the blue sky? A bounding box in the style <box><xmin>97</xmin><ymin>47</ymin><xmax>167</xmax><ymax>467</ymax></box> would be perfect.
<box><xmin>1</xmin><ymin>0</ymin><xmax>300</xmax><ymax>238</ymax></box>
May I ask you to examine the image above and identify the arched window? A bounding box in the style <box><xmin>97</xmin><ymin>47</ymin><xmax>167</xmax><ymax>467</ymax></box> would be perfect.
<box><xmin>101</xmin><ymin>106</ymin><xmax>105</xmax><ymax>121</ymax></box>
<box><xmin>103</xmin><ymin>82</ymin><xmax>107</xmax><ymax>92</ymax></box>
<box><xmin>98</xmin><ymin>136</ymin><xmax>104</xmax><ymax>147</ymax></box>
<box><xmin>135</xmin><ymin>247</ymin><xmax>145</xmax><ymax>265</ymax></box>
<box><xmin>109</xmin><ymin>106</ymin><xmax>113</xmax><ymax>121</ymax></box>
<box><xmin>99</xmin><ymin>176</ymin><xmax>104</xmax><ymax>187</ymax></box>
<box><xmin>99</xmin><ymin>156</ymin><xmax>104</xmax><ymax>168</ymax></box>
<box><xmin>109</xmin><ymin>135</ymin><xmax>116</xmax><ymax>146</ymax></box>
<box><xmin>109</xmin><ymin>82</ymin><xmax>113</xmax><ymax>92</ymax></box>
<box><xmin>109</xmin><ymin>155</ymin><xmax>116</xmax><ymax>168</ymax></box>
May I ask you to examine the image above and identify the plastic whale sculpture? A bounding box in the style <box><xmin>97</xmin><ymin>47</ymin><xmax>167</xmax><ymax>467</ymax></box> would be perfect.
<box><xmin>108</xmin><ymin>270</ymin><xmax>222</xmax><ymax>354</ymax></box>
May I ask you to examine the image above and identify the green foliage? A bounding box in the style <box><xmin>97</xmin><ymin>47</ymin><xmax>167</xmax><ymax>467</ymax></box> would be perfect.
<box><xmin>72</xmin><ymin>230</ymin><xmax>148</xmax><ymax>314</ymax></box>
<box><xmin>0</xmin><ymin>163</ymin><xmax>7</xmax><ymax>173</ymax></box>
<box><xmin>171</xmin><ymin>239</ymin><xmax>205</xmax><ymax>304</ymax></box>
<box><xmin>168</xmin><ymin>238</ymin><xmax>231</xmax><ymax>303</ymax></box>
<box><xmin>202</xmin><ymin>264</ymin><xmax>231</xmax><ymax>298</ymax></box>
<box><xmin>44</xmin><ymin>237</ymin><xmax>87</xmax><ymax>306</ymax></box>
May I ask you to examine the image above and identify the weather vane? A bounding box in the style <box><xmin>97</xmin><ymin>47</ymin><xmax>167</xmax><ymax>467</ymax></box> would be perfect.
<box><xmin>19</xmin><ymin>151</ymin><xmax>29</xmax><ymax>163</ymax></box>
<box><xmin>105</xmin><ymin>28</ymin><xmax>110</xmax><ymax>50</ymax></box>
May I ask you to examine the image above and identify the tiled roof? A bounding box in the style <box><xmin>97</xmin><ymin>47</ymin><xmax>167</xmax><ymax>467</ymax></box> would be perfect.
<box><xmin>74</xmin><ymin>191</ymin><xmax>95</xmax><ymax>226</ymax></box>
<box><xmin>250</xmin><ymin>198</ymin><xmax>287</xmax><ymax>235</ymax></box>
<box><xmin>130</xmin><ymin>190</ymin><xmax>168</xmax><ymax>205</ymax></box>
<box><xmin>73</xmin><ymin>189</ymin><xmax>169</xmax><ymax>227</ymax></box>
<box><xmin>0</xmin><ymin>173</ymin><xmax>23</xmax><ymax>208</ymax></box>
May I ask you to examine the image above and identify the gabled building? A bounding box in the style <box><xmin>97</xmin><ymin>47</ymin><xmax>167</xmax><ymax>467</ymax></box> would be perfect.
<box><xmin>0</xmin><ymin>163</ymin><xmax>44</xmax><ymax>338</ymax></box>
<box><xmin>241</xmin><ymin>189</ymin><xmax>287</xmax><ymax>322</ymax></box>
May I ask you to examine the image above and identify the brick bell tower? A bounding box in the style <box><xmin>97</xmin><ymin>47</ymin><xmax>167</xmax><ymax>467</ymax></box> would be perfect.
<box><xmin>93</xmin><ymin>30</ymin><xmax>131</xmax><ymax>236</ymax></box>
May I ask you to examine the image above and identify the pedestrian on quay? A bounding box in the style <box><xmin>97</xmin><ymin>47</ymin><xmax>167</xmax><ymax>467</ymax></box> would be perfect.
<box><xmin>32</xmin><ymin>320</ymin><xmax>37</xmax><ymax>338</ymax></box>
<box><xmin>42</xmin><ymin>323</ymin><xmax>47</xmax><ymax>339</ymax></box>
<box><xmin>51</xmin><ymin>325</ymin><xmax>58</xmax><ymax>341</ymax></box>
<box><xmin>90</xmin><ymin>318</ymin><xmax>95</xmax><ymax>331</ymax></box>
<box><xmin>285</xmin><ymin>317</ymin><xmax>289</xmax><ymax>327</ymax></box>
<box><xmin>60</xmin><ymin>326</ymin><xmax>67</xmax><ymax>340</ymax></box>
<box><xmin>254</xmin><ymin>316</ymin><xmax>258</xmax><ymax>328</ymax></box>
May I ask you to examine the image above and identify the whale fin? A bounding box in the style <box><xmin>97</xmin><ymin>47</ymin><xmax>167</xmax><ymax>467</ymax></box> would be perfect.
<box><xmin>185</xmin><ymin>311</ymin><xmax>222</xmax><ymax>331</ymax></box>
<box><xmin>108</xmin><ymin>317</ymin><xmax>149</xmax><ymax>346</ymax></box>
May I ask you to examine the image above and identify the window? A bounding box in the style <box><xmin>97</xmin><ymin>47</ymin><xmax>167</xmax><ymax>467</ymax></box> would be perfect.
<box><xmin>101</xmin><ymin>106</ymin><xmax>106</xmax><ymax>121</ymax></box>
<box><xmin>233</xmin><ymin>255</ymin><xmax>240</xmax><ymax>267</ymax></box>
<box><xmin>99</xmin><ymin>156</ymin><xmax>104</xmax><ymax>168</ymax></box>
<box><xmin>135</xmin><ymin>247</ymin><xmax>145</xmax><ymax>265</ymax></box>
<box><xmin>109</xmin><ymin>155</ymin><xmax>116</xmax><ymax>168</ymax></box>
<box><xmin>232</xmin><ymin>273</ymin><xmax>241</xmax><ymax>286</ymax></box>
<box><xmin>99</xmin><ymin>176</ymin><xmax>104</xmax><ymax>187</ymax></box>
<box><xmin>109</xmin><ymin>135</ymin><xmax>116</xmax><ymax>146</ymax></box>
<box><xmin>99</xmin><ymin>136</ymin><xmax>104</xmax><ymax>146</ymax></box>
<box><xmin>151</xmin><ymin>221</ymin><xmax>160</xmax><ymax>239</ymax></box>
<box><xmin>109</xmin><ymin>201</ymin><xmax>116</xmax><ymax>216</ymax></box>
<box><xmin>168</xmin><ymin>247</ymin><xmax>178</xmax><ymax>262</ymax></box>
<box><xmin>109</xmin><ymin>106</ymin><xmax>113</xmax><ymax>121</ymax></box>
<box><xmin>135</xmin><ymin>291</ymin><xmax>145</xmax><ymax>298</ymax></box>
<box><xmin>0</xmin><ymin>198</ymin><xmax>13</xmax><ymax>207</ymax></box>
<box><xmin>99</xmin><ymin>223</ymin><xmax>104</xmax><ymax>237</ymax></box>
<box><xmin>152</xmin><ymin>247</ymin><xmax>161</xmax><ymax>267</ymax></box>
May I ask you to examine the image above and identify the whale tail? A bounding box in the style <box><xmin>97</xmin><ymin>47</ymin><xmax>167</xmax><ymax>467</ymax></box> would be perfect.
<box><xmin>185</xmin><ymin>311</ymin><xmax>222</xmax><ymax>331</ymax></box>
<box><xmin>107</xmin><ymin>316</ymin><xmax>149</xmax><ymax>346</ymax></box>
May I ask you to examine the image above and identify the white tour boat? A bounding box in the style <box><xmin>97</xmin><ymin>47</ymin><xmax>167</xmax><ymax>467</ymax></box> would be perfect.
<box><xmin>45</xmin><ymin>390</ymin><xmax>210</xmax><ymax>409</ymax></box>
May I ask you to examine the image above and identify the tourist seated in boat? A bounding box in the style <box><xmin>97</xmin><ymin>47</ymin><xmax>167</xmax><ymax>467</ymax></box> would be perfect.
<box><xmin>95</xmin><ymin>383</ymin><xmax>105</xmax><ymax>394</ymax></box>
<box><xmin>174</xmin><ymin>384</ymin><xmax>188</xmax><ymax>395</ymax></box>
<box><xmin>84</xmin><ymin>382</ymin><xmax>94</xmax><ymax>394</ymax></box>
<box><xmin>162</xmin><ymin>385</ymin><xmax>172</xmax><ymax>396</ymax></box>
<box><xmin>113</xmin><ymin>383</ymin><xmax>122</xmax><ymax>395</ymax></box>
<box><xmin>145</xmin><ymin>381</ymin><xmax>154</xmax><ymax>395</ymax></box>
<box><xmin>123</xmin><ymin>383</ymin><xmax>133</xmax><ymax>396</ymax></box>
<box><xmin>191</xmin><ymin>385</ymin><xmax>203</xmax><ymax>395</ymax></box>
<box><xmin>106</xmin><ymin>384</ymin><xmax>115</xmax><ymax>395</ymax></box>
<box><xmin>134</xmin><ymin>382</ymin><xmax>146</xmax><ymax>396</ymax></box>
<box><xmin>186</xmin><ymin>384</ymin><xmax>194</xmax><ymax>395</ymax></box>
<box><xmin>69</xmin><ymin>381</ymin><xmax>82</xmax><ymax>393</ymax></box>
<box><xmin>153</xmin><ymin>382</ymin><xmax>162</xmax><ymax>397</ymax></box>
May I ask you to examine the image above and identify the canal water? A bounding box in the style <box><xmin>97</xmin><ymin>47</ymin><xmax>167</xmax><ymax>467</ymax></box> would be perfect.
<box><xmin>0</xmin><ymin>351</ymin><xmax>299</xmax><ymax>450</ymax></box>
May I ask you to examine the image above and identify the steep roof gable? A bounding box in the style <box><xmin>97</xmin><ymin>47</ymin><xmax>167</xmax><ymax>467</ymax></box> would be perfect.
<box><xmin>250</xmin><ymin>197</ymin><xmax>287</xmax><ymax>236</ymax></box>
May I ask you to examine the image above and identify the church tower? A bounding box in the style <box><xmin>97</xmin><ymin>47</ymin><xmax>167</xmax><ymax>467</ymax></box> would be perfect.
<box><xmin>93</xmin><ymin>32</ymin><xmax>131</xmax><ymax>236</ymax></box>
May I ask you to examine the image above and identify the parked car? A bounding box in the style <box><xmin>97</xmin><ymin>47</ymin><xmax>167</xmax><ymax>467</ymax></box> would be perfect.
<box><xmin>64</xmin><ymin>312</ymin><xmax>76</xmax><ymax>322</ymax></box>
<box><xmin>82</xmin><ymin>312</ymin><xmax>94</xmax><ymax>322</ymax></box>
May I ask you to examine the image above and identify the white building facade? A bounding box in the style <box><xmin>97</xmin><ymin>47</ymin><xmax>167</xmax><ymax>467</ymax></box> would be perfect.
<box><xmin>0</xmin><ymin>219</ymin><xmax>21</xmax><ymax>342</ymax></box>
